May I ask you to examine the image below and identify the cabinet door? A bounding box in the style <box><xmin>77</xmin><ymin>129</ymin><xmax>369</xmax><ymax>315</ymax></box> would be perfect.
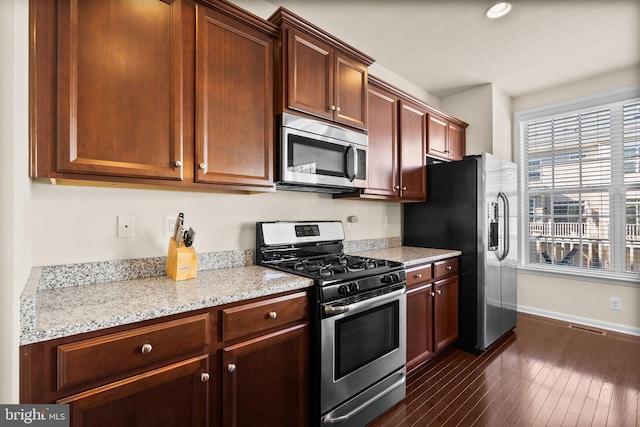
<box><xmin>406</xmin><ymin>283</ymin><xmax>434</xmax><ymax>372</ymax></box>
<box><xmin>398</xmin><ymin>101</ymin><xmax>427</xmax><ymax>201</ymax></box>
<box><xmin>287</xmin><ymin>29</ymin><xmax>333</xmax><ymax>121</ymax></box>
<box><xmin>195</xmin><ymin>5</ymin><xmax>274</xmax><ymax>187</ymax></box>
<box><xmin>56</xmin><ymin>0</ymin><xmax>183</xmax><ymax>180</ymax></box>
<box><xmin>333</xmin><ymin>53</ymin><xmax>368</xmax><ymax>129</ymax></box>
<box><xmin>363</xmin><ymin>85</ymin><xmax>398</xmax><ymax>198</ymax></box>
<box><xmin>434</xmin><ymin>276</ymin><xmax>459</xmax><ymax>352</ymax></box>
<box><xmin>448</xmin><ymin>122</ymin><xmax>466</xmax><ymax>161</ymax></box>
<box><xmin>222</xmin><ymin>324</ymin><xmax>308</xmax><ymax>427</ymax></box>
<box><xmin>427</xmin><ymin>113</ymin><xmax>449</xmax><ymax>159</ymax></box>
<box><xmin>58</xmin><ymin>355</ymin><xmax>210</xmax><ymax>427</ymax></box>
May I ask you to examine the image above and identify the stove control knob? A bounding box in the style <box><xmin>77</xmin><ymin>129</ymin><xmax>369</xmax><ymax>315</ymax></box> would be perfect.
<box><xmin>338</xmin><ymin>285</ymin><xmax>348</xmax><ymax>295</ymax></box>
<box><xmin>382</xmin><ymin>273</ymin><xmax>400</xmax><ymax>284</ymax></box>
<box><xmin>348</xmin><ymin>282</ymin><xmax>360</xmax><ymax>293</ymax></box>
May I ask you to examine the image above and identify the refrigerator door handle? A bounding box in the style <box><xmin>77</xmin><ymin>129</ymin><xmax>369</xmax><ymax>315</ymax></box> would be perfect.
<box><xmin>497</xmin><ymin>192</ymin><xmax>510</xmax><ymax>261</ymax></box>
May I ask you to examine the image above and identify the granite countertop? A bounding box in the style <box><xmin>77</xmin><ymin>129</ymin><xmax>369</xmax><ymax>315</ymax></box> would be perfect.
<box><xmin>20</xmin><ymin>264</ymin><xmax>313</xmax><ymax>346</ymax></box>
<box><xmin>20</xmin><ymin>240</ymin><xmax>458</xmax><ymax>346</ymax></box>
<box><xmin>351</xmin><ymin>246</ymin><xmax>461</xmax><ymax>267</ymax></box>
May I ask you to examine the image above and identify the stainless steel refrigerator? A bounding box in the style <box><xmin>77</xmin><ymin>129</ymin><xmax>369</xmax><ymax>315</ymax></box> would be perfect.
<box><xmin>404</xmin><ymin>153</ymin><xmax>518</xmax><ymax>354</ymax></box>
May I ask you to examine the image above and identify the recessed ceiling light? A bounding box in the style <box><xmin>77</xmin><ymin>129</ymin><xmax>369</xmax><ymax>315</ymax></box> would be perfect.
<box><xmin>485</xmin><ymin>2</ymin><xmax>513</xmax><ymax>19</ymax></box>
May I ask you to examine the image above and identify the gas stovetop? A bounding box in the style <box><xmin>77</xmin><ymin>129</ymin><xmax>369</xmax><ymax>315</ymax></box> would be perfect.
<box><xmin>255</xmin><ymin>221</ymin><xmax>403</xmax><ymax>286</ymax></box>
<box><xmin>265</xmin><ymin>253</ymin><xmax>402</xmax><ymax>283</ymax></box>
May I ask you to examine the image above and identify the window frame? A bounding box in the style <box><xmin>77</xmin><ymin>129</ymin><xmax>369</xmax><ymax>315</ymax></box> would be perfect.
<box><xmin>515</xmin><ymin>85</ymin><xmax>640</xmax><ymax>285</ymax></box>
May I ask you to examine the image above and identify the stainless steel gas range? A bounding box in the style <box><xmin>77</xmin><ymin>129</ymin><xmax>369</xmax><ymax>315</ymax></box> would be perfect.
<box><xmin>256</xmin><ymin>221</ymin><xmax>406</xmax><ymax>427</ymax></box>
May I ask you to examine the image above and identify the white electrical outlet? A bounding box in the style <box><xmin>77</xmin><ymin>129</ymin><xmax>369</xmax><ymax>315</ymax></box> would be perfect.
<box><xmin>117</xmin><ymin>215</ymin><xmax>135</xmax><ymax>238</ymax></box>
<box><xmin>165</xmin><ymin>214</ymin><xmax>178</xmax><ymax>236</ymax></box>
<box><xmin>609</xmin><ymin>297</ymin><xmax>622</xmax><ymax>311</ymax></box>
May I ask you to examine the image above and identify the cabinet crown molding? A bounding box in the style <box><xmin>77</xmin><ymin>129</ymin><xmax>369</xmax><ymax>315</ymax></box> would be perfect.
<box><xmin>268</xmin><ymin>7</ymin><xmax>375</xmax><ymax>67</ymax></box>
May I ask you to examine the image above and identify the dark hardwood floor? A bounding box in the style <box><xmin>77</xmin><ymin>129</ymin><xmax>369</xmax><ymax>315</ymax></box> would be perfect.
<box><xmin>371</xmin><ymin>313</ymin><xmax>640</xmax><ymax>427</ymax></box>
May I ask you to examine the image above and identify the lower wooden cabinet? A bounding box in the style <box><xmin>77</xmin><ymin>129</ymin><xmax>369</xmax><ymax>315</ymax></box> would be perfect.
<box><xmin>405</xmin><ymin>257</ymin><xmax>459</xmax><ymax>373</ymax></box>
<box><xmin>21</xmin><ymin>290</ymin><xmax>310</xmax><ymax>427</ymax></box>
<box><xmin>222</xmin><ymin>324</ymin><xmax>309</xmax><ymax>427</ymax></box>
<box><xmin>58</xmin><ymin>355</ymin><xmax>210</xmax><ymax>427</ymax></box>
<box><xmin>406</xmin><ymin>282</ymin><xmax>435</xmax><ymax>368</ymax></box>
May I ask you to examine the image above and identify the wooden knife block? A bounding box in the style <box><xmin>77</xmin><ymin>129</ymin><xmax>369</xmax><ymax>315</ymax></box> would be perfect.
<box><xmin>166</xmin><ymin>238</ymin><xmax>198</xmax><ymax>281</ymax></box>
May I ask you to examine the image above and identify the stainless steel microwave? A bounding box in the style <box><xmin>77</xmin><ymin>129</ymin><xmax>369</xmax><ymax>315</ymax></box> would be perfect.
<box><xmin>276</xmin><ymin>113</ymin><xmax>368</xmax><ymax>193</ymax></box>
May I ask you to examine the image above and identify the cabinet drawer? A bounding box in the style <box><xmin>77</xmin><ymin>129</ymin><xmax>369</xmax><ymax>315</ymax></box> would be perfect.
<box><xmin>434</xmin><ymin>257</ymin><xmax>458</xmax><ymax>279</ymax></box>
<box><xmin>222</xmin><ymin>292</ymin><xmax>308</xmax><ymax>342</ymax></box>
<box><xmin>57</xmin><ymin>313</ymin><xmax>210</xmax><ymax>391</ymax></box>
<box><xmin>406</xmin><ymin>264</ymin><xmax>433</xmax><ymax>288</ymax></box>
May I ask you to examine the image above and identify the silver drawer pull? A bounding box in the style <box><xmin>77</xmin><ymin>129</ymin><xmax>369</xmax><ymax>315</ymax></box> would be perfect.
<box><xmin>200</xmin><ymin>372</ymin><xmax>210</xmax><ymax>382</ymax></box>
<box><xmin>141</xmin><ymin>343</ymin><xmax>153</xmax><ymax>354</ymax></box>
<box><xmin>227</xmin><ymin>364</ymin><xmax>236</xmax><ymax>373</ymax></box>
<box><xmin>175</xmin><ymin>160</ymin><xmax>183</xmax><ymax>168</ymax></box>
<box><xmin>415</xmin><ymin>274</ymin><xmax>422</xmax><ymax>279</ymax></box>
<box><xmin>446</xmin><ymin>265</ymin><xmax>452</xmax><ymax>270</ymax></box>
<box><xmin>437</xmin><ymin>289</ymin><xmax>442</xmax><ymax>295</ymax></box>
<box><xmin>268</xmin><ymin>311</ymin><xmax>277</xmax><ymax>319</ymax></box>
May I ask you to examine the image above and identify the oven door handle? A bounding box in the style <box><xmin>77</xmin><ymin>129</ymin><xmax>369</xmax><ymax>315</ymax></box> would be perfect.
<box><xmin>323</xmin><ymin>288</ymin><xmax>405</xmax><ymax>315</ymax></box>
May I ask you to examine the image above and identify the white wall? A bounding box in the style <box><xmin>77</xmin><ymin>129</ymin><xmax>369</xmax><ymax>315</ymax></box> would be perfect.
<box><xmin>514</xmin><ymin>64</ymin><xmax>640</xmax><ymax>335</ymax></box>
<box><xmin>491</xmin><ymin>85</ymin><xmax>512</xmax><ymax>162</ymax></box>
<box><xmin>31</xmin><ymin>184</ymin><xmax>401</xmax><ymax>266</ymax></box>
<box><xmin>440</xmin><ymin>84</ymin><xmax>493</xmax><ymax>155</ymax></box>
<box><xmin>1</xmin><ymin>0</ymin><xmax>30</xmax><ymax>404</ymax></box>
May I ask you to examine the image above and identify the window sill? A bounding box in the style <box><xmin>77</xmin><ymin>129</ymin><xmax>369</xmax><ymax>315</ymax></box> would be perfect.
<box><xmin>518</xmin><ymin>264</ymin><xmax>640</xmax><ymax>287</ymax></box>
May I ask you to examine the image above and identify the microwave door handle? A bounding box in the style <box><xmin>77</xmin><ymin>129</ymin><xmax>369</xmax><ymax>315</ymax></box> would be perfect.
<box><xmin>346</xmin><ymin>144</ymin><xmax>357</xmax><ymax>182</ymax></box>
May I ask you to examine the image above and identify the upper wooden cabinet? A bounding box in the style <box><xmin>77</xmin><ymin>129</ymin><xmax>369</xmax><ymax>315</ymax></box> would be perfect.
<box><xmin>269</xmin><ymin>8</ymin><xmax>374</xmax><ymax>131</ymax></box>
<box><xmin>30</xmin><ymin>0</ymin><xmax>278</xmax><ymax>192</ymax></box>
<box><xmin>195</xmin><ymin>3</ymin><xmax>274</xmax><ymax>188</ymax></box>
<box><xmin>358</xmin><ymin>83</ymin><xmax>399</xmax><ymax>199</ymax></box>
<box><xmin>53</xmin><ymin>0</ymin><xmax>185</xmax><ymax>181</ymax></box>
<box><xmin>427</xmin><ymin>113</ymin><xmax>467</xmax><ymax>161</ymax></box>
<box><xmin>336</xmin><ymin>76</ymin><xmax>467</xmax><ymax>203</ymax></box>
<box><xmin>398</xmin><ymin>100</ymin><xmax>427</xmax><ymax>201</ymax></box>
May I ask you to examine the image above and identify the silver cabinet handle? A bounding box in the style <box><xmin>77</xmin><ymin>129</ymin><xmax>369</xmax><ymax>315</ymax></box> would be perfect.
<box><xmin>415</xmin><ymin>273</ymin><xmax>422</xmax><ymax>279</ymax></box>
<box><xmin>336</xmin><ymin>106</ymin><xmax>341</xmax><ymax>112</ymax></box>
<box><xmin>446</xmin><ymin>265</ymin><xmax>452</xmax><ymax>270</ymax></box>
<box><xmin>393</xmin><ymin>185</ymin><xmax>399</xmax><ymax>191</ymax></box>
<box><xmin>437</xmin><ymin>289</ymin><xmax>442</xmax><ymax>295</ymax></box>
<box><xmin>430</xmin><ymin>291</ymin><xmax>435</xmax><ymax>297</ymax></box>
<box><xmin>227</xmin><ymin>364</ymin><xmax>236</xmax><ymax>373</ymax></box>
<box><xmin>329</xmin><ymin>105</ymin><xmax>336</xmax><ymax>111</ymax></box>
<box><xmin>198</xmin><ymin>162</ymin><xmax>206</xmax><ymax>169</ymax></box>
<box><xmin>175</xmin><ymin>160</ymin><xmax>183</xmax><ymax>168</ymax></box>
<box><xmin>141</xmin><ymin>343</ymin><xmax>153</xmax><ymax>354</ymax></box>
<box><xmin>200</xmin><ymin>372</ymin><xmax>210</xmax><ymax>382</ymax></box>
<box><xmin>268</xmin><ymin>311</ymin><xmax>277</xmax><ymax>319</ymax></box>
<box><xmin>402</xmin><ymin>186</ymin><xmax>407</xmax><ymax>190</ymax></box>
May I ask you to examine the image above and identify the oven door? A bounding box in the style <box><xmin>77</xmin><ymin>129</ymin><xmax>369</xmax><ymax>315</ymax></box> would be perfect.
<box><xmin>280</xmin><ymin>125</ymin><xmax>367</xmax><ymax>190</ymax></box>
<box><xmin>320</xmin><ymin>286</ymin><xmax>406</xmax><ymax>414</ymax></box>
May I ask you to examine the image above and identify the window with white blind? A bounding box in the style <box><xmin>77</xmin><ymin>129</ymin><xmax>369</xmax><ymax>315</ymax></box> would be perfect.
<box><xmin>517</xmin><ymin>88</ymin><xmax>640</xmax><ymax>282</ymax></box>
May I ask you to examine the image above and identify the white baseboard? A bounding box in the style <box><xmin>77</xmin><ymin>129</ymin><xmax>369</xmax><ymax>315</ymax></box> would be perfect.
<box><xmin>517</xmin><ymin>305</ymin><xmax>640</xmax><ymax>337</ymax></box>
